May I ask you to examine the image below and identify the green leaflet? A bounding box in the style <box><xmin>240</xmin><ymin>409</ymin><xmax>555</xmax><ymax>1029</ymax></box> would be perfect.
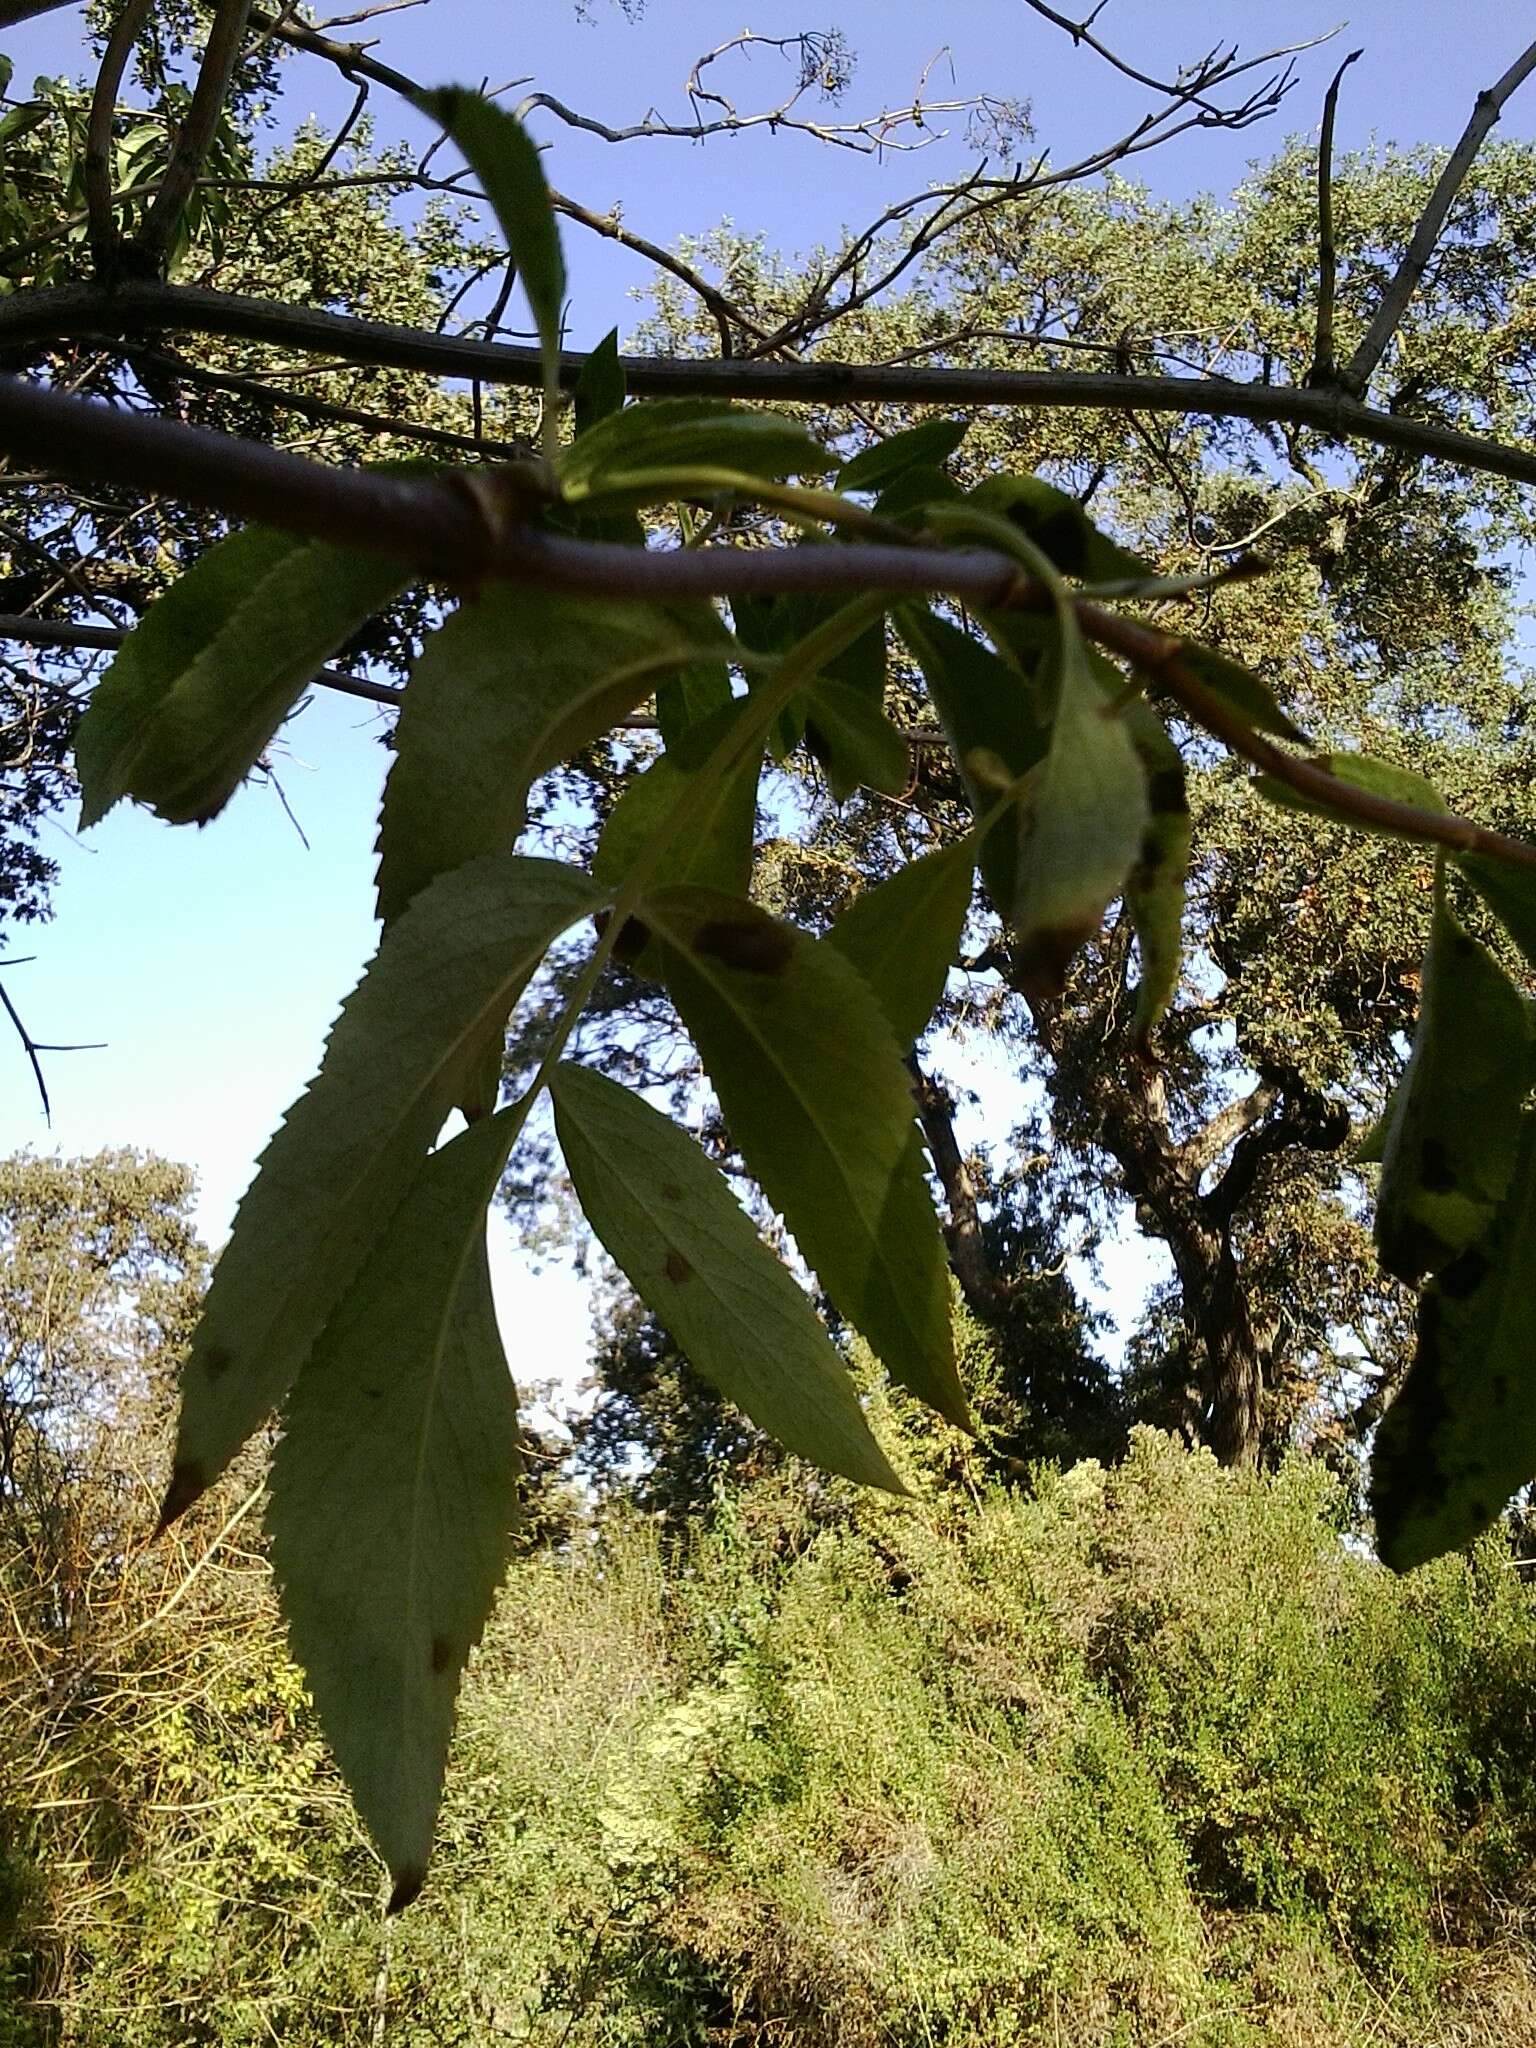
<box><xmin>267</xmin><ymin>1108</ymin><xmax>523</xmax><ymax>1913</ymax></box>
<box><xmin>873</xmin><ymin>465</ymin><xmax>966</xmax><ymax>524</ymax></box>
<box><xmin>1255</xmin><ymin>752</ymin><xmax>1446</xmax><ymax>830</ymax></box>
<box><xmin>73</xmin><ymin>527</ymin><xmax>407</xmax><ymax>827</ymax></box>
<box><xmin>804</xmin><ymin>676</ymin><xmax>909</xmax><ymax>801</ymax></box>
<box><xmin>558</xmin><ymin>398</ymin><xmax>831</xmax><ymax>499</ymax></box>
<box><xmin>1179</xmin><ymin>643</ymin><xmax>1307</xmax><ymax>744</ymax></box>
<box><xmin>894</xmin><ymin>604</ymin><xmax>1047</xmax><ymax>913</ymax></box>
<box><xmin>1374</xmin><ymin>891</ymin><xmax>1531</xmax><ymax>1284</ymax></box>
<box><xmin>551</xmin><ymin>1064</ymin><xmax>903</xmax><ymax>1494</ymax></box>
<box><xmin>734</xmin><ymin>584</ymin><xmax>884</xmax><ymax>763</ymax></box>
<box><xmin>1011</xmin><ymin>612</ymin><xmax>1149</xmax><ymax>999</ymax></box>
<box><xmin>828</xmin><ymin>838</ymin><xmax>974</xmax><ymax>1051</ymax></box>
<box><xmin>573</xmin><ymin>327</ymin><xmax>625</xmax><ymax>433</ymax></box>
<box><xmin>1117</xmin><ymin>687</ymin><xmax>1190</xmax><ymax>1042</ymax></box>
<box><xmin>375</xmin><ymin>588</ymin><xmax>735</xmax><ymax>926</ymax></box>
<box><xmin>162</xmin><ymin>855</ymin><xmax>601</xmax><ymax>1521</ymax></box>
<box><xmin>1460</xmin><ymin>854</ymin><xmax>1536</xmax><ymax>975</ymax></box>
<box><xmin>656</xmin><ymin>665</ymin><xmax>734</xmax><ymax>751</ymax></box>
<box><xmin>837</xmin><ymin>417</ymin><xmax>969</xmax><ymax>493</ymax></box>
<box><xmin>645</xmin><ymin>886</ymin><xmax>968</xmax><ymax>1430</ymax></box>
<box><xmin>593</xmin><ymin>699</ymin><xmax>762</xmax><ymax>971</ymax></box>
<box><xmin>969</xmin><ymin>474</ymin><xmax>1151</xmax><ymax>582</ymax></box>
<box><xmin>417</xmin><ymin>89</ymin><xmax>565</xmax><ymax>425</ymax></box>
<box><xmin>1373</xmin><ymin>1111</ymin><xmax>1536</xmax><ymax>1571</ymax></box>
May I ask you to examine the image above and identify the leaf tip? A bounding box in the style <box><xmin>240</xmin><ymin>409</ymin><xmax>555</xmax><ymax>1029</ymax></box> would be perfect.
<box><xmin>155</xmin><ymin>1460</ymin><xmax>206</xmax><ymax>1535</ymax></box>
<box><xmin>387</xmin><ymin>1865</ymin><xmax>428</xmax><ymax>1915</ymax></box>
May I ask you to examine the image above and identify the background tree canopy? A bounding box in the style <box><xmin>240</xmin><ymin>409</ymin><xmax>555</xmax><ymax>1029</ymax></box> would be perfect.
<box><xmin>2</xmin><ymin>0</ymin><xmax>1536</xmax><ymax>1938</ymax></box>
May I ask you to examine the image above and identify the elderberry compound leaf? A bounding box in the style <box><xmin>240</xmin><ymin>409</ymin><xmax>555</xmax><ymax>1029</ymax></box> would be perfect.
<box><xmin>645</xmin><ymin>886</ymin><xmax>969</xmax><ymax>1430</ymax></box>
<box><xmin>894</xmin><ymin>604</ymin><xmax>1047</xmax><ymax>913</ymax></box>
<box><xmin>837</xmin><ymin>417</ymin><xmax>969</xmax><ymax>494</ymax></box>
<box><xmin>73</xmin><ymin>527</ymin><xmax>407</xmax><ymax>828</ymax></box>
<box><xmin>1372</xmin><ymin>1110</ymin><xmax>1536</xmax><ymax>1572</ymax></box>
<box><xmin>558</xmin><ymin>398</ymin><xmax>832</xmax><ymax>500</ymax></box>
<box><xmin>1374</xmin><ymin>893</ymin><xmax>1531</xmax><ymax>1284</ymax></box>
<box><xmin>376</xmin><ymin>588</ymin><xmax>736</xmax><ymax>926</ymax></box>
<box><xmin>551</xmin><ymin>1064</ymin><xmax>903</xmax><ymax>1492</ymax></box>
<box><xmin>161</xmin><ymin>855</ymin><xmax>601</xmax><ymax>1523</ymax></box>
<box><xmin>828</xmin><ymin>838</ymin><xmax>975</xmax><ymax>1052</ymax></box>
<box><xmin>268</xmin><ymin>1107</ymin><xmax>523</xmax><ymax>1913</ymax></box>
<box><xmin>416</xmin><ymin>89</ymin><xmax>565</xmax><ymax>407</ymax></box>
<box><xmin>1011</xmin><ymin>613</ymin><xmax>1149</xmax><ymax>998</ymax></box>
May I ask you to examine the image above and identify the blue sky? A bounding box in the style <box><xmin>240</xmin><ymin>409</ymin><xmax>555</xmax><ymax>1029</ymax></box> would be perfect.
<box><xmin>4</xmin><ymin>2</ymin><xmax>1535</xmax><ymax>1390</ymax></box>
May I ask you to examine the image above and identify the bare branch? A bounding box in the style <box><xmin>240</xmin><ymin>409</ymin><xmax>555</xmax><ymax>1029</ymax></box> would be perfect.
<box><xmin>1343</xmin><ymin>35</ymin><xmax>1536</xmax><ymax>395</ymax></box>
<box><xmin>84</xmin><ymin>0</ymin><xmax>156</xmax><ymax>282</ymax></box>
<box><xmin>5</xmin><ymin>281</ymin><xmax>1536</xmax><ymax>492</ymax></box>
<box><xmin>131</xmin><ymin>0</ymin><xmax>255</xmax><ymax>275</ymax></box>
<box><xmin>1308</xmin><ymin>48</ymin><xmax>1361</xmax><ymax>388</ymax></box>
<box><xmin>1178</xmin><ymin>1078</ymin><xmax>1281</xmax><ymax>1182</ymax></box>
<box><xmin>248</xmin><ymin>3</ymin><xmax>419</xmax><ymax>98</ymax></box>
<box><xmin>0</xmin><ymin>613</ymin><xmax>401</xmax><ymax>707</ymax></box>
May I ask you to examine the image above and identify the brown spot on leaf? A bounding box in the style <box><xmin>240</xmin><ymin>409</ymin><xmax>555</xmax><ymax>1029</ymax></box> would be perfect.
<box><xmin>1012</xmin><ymin>920</ymin><xmax>1095</xmax><ymax>1001</ymax></box>
<box><xmin>664</xmin><ymin>1249</ymin><xmax>694</xmax><ymax>1284</ymax></box>
<box><xmin>694</xmin><ymin>917</ymin><xmax>795</xmax><ymax>975</ymax></box>
<box><xmin>661</xmin><ymin>1183</ymin><xmax>683</xmax><ymax>1203</ymax></box>
<box><xmin>202</xmin><ymin>1345</ymin><xmax>232</xmax><ymax>1381</ymax></box>
<box><xmin>430</xmin><ymin>1634</ymin><xmax>452</xmax><ymax>1674</ymax></box>
<box><xmin>1419</xmin><ymin>1138</ymin><xmax>1456</xmax><ymax>1195</ymax></box>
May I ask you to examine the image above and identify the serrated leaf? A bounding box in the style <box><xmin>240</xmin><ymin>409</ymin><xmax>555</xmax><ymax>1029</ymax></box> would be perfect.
<box><xmin>656</xmin><ymin>665</ymin><xmax>733</xmax><ymax>751</ymax></box>
<box><xmin>734</xmin><ymin>584</ymin><xmax>883</xmax><ymax>763</ymax></box>
<box><xmin>828</xmin><ymin>839</ymin><xmax>974</xmax><ymax>1051</ymax></box>
<box><xmin>1460</xmin><ymin>854</ymin><xmax>1536</xmax><ymax>975</ymax></box>
<box><xmin>644</xmin><ymin>886</ymin><xmax>968</xmax><ymax>1429</ymax></box>
<box><xmin>376</xmin><ymin>588</ymin><xmax>735</xmax><ymax>926</ymax></box>
<box><xmin>574</xmin><ymin>327</ymin><xmax>625</xmax><ymax>433</ymax></box>
<box><xmin>838</xmin><ymin>418</ymin><xmax>968</xmax><ymax>493</ymax></box>
<box><xmin>804</xmin><ymin>677</ymin><xmax>909</xmax><ymax>802</ymax></box>
<box><xmin>551</xmin><ymin>1064</ymin><xmax>903</xmax><ymax>1492</ymax></box>
<box><xmin>1375</xmin><ymin>893</ymin><xmax>1531</xmax><ymax>1283</ymax></box>
<box><xmin>558</xmin><ymin>398</ymin><xmax>831</xmax><ymax>499</ymax></box>
<box><xmin>418</xmin><ymin>89</ymin><xmax>564</xmax><ymax>412</ymax></box>
<box><xmin>593</xmin><ymin>700</ymin><xmax>761</xmax><ymax>971</ymax></box>
<box><xmin>1254</xmin><ymin>752</ymin><xmax>1447</xmax><ymax>832</ymax></box>
<box><xmin>895</xmin><ymin>604</ymin><xmax>1047</xmax><ymax>912</ymax></box>
<box><xmin>1179</xmin><ymin>643</ymin><xmax>1306</xmax><ymax>744</ymax></box>
<box><xmin>1117</xmin><ymin>690</ymin><xmax>1190</xmax><ymax>1041</ymax></box>
<box><xmin>970</xmin><ymin>474</ymin><xmax>1151</xmax><ymax>581</ymax></box>
<box><xmin>1373</xmin><ymin>1111</ymin><xmax>1536</xmax><ymax>1571</ymax></box>
<box><xmin>73</xmin><ymin>528</ymin><xmax>406</xmax><ymax>828</ymax></box>
<box><xmin>1011</xmin><ymin>615</ymin><xmax>1149</xmax><ymax>997</ymax></box>
<box><xmin>163</xmin><ymin>855</ymin><xmax>601</xmax><ymax>1518</ymax></box>
<box><xmin>267</xmin><ymin>1108</ymin><xmax>522</xmax><ymax>1912</ymax></box>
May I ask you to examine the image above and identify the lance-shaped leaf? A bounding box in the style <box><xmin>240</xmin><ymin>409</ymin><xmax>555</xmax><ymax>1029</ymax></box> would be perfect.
<box><xmin>558</xmin><ymin>398</ymin><xmax>831</xmax><ymax>499</ymax></box>
<box><xmin>804</xmin><ymin>677</ymin><xmax>909</xmax><ymax>802</ymax></box>
<box><xmin>656</xmin><ymin>664</ymin><xmax>733</xmax><ymax>750</ymax></box>
<box><xmin>970</xmin><ymin>473</ymin><xmax>1151</xmax><ymax>581</ymax></box>
<box><xmin>163</xmin><ymin>855</ymin><xmax>601</xmax><ymax>1521</ymax></box>
<box><xmin>1178</xmin><ymin>642</ymin><xmax>1306</xmax><ymax>744</ymax></box>
<box><xmin>417</xmin><ymin>89</ymin><xmax>564</xmax><ymax>410</ymax></box>
<box><xmin>1117</xmin><ymin>688</ymin><xmax>1190</xmax><ymax>1042</ymax></box>
<box><xmin>645</xmin><ymin>887</ymin><xmax>967</xmax><ymax>1430</ymax></box>
<box><xmin>1373</xmin><ymin>1112</ymin><xmax>1536</xmax><ymax>1571</ymax></box>
<box><xmin>551</xmin><ymin>1064</ymin><xmax>903</xmax><ymax>1492</ymax></box>
<box><xmin>375</xmin><ymin>589</ymin><xmax>735</xmax><ymax>925</ymax></box>
<box><xmin>837</xmin><ymin>417</ymin><xmax>968</xmax><ymax>493</ymax></box>
<box><xmin>895</xmin><ymin>604</ymin><xmax>1047</xmax><ymax>912</ymax></box>
<box><xmin>1255</xmin><ymin>752</ymin><xmax>1446</xmax><ymax>832</ymax></box>
<box><xmin>574</xmin><ymin>327</ymin><xmax>625</xmax><ymax>432</ymax></box>
<box><xmin>267</xmin><ymin>1108</ymin><xmax>522</xmax><ymax>1913</ymax></box>
<box><xmin>828</xmin><ymin>839</ymin><xmax>974</xmax><ymax>1051</ymax></box>
<box><xmin>1374</xmin><ymin>893</ymin><xmax>1531</xmax><ymax>1283</ymax></box>
<box><xmin>1460</xmin><ymin>853</ymin><xmax>1536</xmax><ymax>975</ymax></box>
<box><xmin>1011</xmin><ymin>614</ymin><xmax>1149</xmax><ymax>998</ymax></box>
<box><xmin>74</xmin><ymin>527</ymin><xmax>407</xmax><ymax>827</ymax></box>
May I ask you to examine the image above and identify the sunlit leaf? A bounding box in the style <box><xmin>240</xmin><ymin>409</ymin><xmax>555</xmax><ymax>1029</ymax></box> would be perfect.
<box><xmin>268</xmin><ymin>1108</ymin><xmax>523</xmax><ymax>1913</ymax></box>
<box><xmin>645</xmin><ymin>886</ymin><xmax>968</xmax><ymax>1429</ymax></box>
<box><xmin>1177</xmin><ymin>643</ymin><xmax>1307</xmax><ymax>744</ymax></box>
<box><xmin>551</xmin><ymin>1064</ymin><xmax>903</xmax><ymax>1492</ymax></box>
<box><xmin>1255</xmin><ymin>753</ymin><xmax>1446</xmax><ymax>829</ymax></box>
<box><xmin>1460</xmin><ymin>853</ymin><xmax>1536</xmax><ymax>976</ymax></box>
<box><xmin>837</xmin><ymin>417</ymin><xmax>968</xmax><ymax>493</ymax></box>
<box><xmin>1117</xmin><ymin>688</ymin><xmax>1190</xmax><ymax>1041</ymax></box>
<box><xmin>1374</xmin><ymin>891</ymin><xmax>1531</xmax><ymax>1283</ymax></box>
<box><xmin>74</xmin><ymin>527</ymin><xmax>406</xmax><ymax>827</ymax></box>
<box><xmin>375</xmin><ymin>589</ymin><xmax>735</xmax><ymax>925</ymax></box>
<box><xmin>1373</xmin><ymin>1111</ymin><xmax>1536</xmax><ymax>1571</ymax></box>
<box><xmin>162</xmin><ymin>855</ymin><xmax>601</xmax><ymax>1520</ymax></box>
<box><xmin>559</xmin><ymin>398</ymin><xmax>831</xmax><ymax>499</ymax></box>
<box><xmin>828</xmin><ymin>838</ymin><xmax>974</xmax><ymax>1051</ymax></box>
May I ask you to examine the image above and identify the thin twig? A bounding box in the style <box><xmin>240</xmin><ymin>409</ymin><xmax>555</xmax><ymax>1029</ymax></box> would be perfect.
<box><xmin>1308</xmin><ymin>48</ymin><xmax>1361</xmax><ymax>387</ymax></box>
<box><xmin>1343</xmin><ymin>35</ymin><xmax>1536</xmax><ymax>394</ymax></box>
<box><xmin>0</xmin><ymin>972</ymin><xmax>104</xmax><ymax>1123</ymax></box>
<box><xmin>0</xmin><ymin>613</ymin><xmax>401</xmax><ymax>707</ymax></box>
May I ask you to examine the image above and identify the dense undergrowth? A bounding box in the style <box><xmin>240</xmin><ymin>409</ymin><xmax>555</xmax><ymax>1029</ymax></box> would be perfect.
<box><xmin>5</xmin><ymin>1431</ymin><xmax>1536</xmax><ymax>2044</ymax></box>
